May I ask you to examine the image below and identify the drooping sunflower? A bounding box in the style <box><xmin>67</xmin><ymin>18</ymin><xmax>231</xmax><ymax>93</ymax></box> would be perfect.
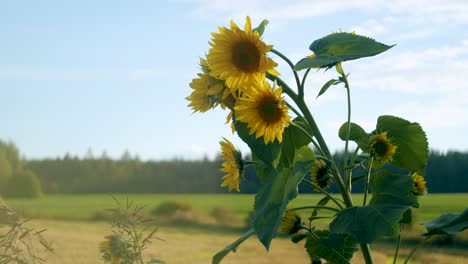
<box><xmin>369</xmin><ymin>131</ymin><xmax>397</xmax><ymax>166</ymax></box>
<box><xmin>219</xmin><ymin>138</ymin><xmax>243</xmax><ymax>192</ymax></box>
<box><xmin>206</xmin><ymin>16</ymin><xmax>279</xmax><ymax>94</ymax></box>
<box><xmin>412</xmin><ymin>172</ymin><xmax>427</xmax><ymax>196</ymax></box>
<box><xmin>234</xmin><ymin>80</ymin><xmax>290</xmax><ymax>144</ymax></box>
<box><xmin>187</xmin><ymin>73</ymin><xmax>226</xmax><ymax>112</ymax></box>
<box><xmin>98</xmin><ymin>235</ymin><xmax>123</xmax><ymax>264</ymax></box>
<box><xmin>279</xmin><ymin>211</ymin><xmax>302</xmax><ymax>235</ymax></box>
<box><xmin>311</xmin><ymin>160</ymin><xmax>331</xmax><ymax>191</ymax></box>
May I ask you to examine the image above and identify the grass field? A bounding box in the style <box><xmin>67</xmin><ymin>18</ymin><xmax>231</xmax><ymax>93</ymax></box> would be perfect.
<box><xmin>5</xmin><ymin>193</ymin><xmax>467</xmax><ymax>222</ymax></box>
<box><xmin>4</xmin><ymin>193</ymin><xmax>468</xmax><ymax>263</ymax></box>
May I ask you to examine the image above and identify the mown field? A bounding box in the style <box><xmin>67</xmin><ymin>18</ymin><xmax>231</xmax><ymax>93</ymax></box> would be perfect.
<box><xmin>4</xmin><ymin>193</ymin><xmax>468</xmax><ymax>264</ymax></box>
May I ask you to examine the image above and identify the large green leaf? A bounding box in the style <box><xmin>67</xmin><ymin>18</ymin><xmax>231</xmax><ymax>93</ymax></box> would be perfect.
<box><xmin>338</xmin><ymin>122</ymin><xmax>369</xmax><ymax>150</ymax></box>
<box><xmin>375</xmin><ymin>115</ymin><xmax>429</xmax><ymax>174</ymax></box>
<box><xmin>305</xmin><ymin>230</ymin><xmax>358</xmax><ymax>264</ymax></box>
<box><xmin>252</xmin><ymin>146</ymin><xmax>315</xmax><ymax>250</ymax></box>
<box><xmin>212</xmin><ymin>228</ymin><xmax>254</xmax><ymax>264</ymax></box>
<box><xmin>295</xmin><ymin>32</ymin><xmax>394</xmax><ymax>70</ymax></box>
<box><xmin>330</xmin><ymin>171</ymin><xmax>417</xmax><ymax>243</ymax></box>
<box><xmin>280</xmin><ymin>117</ymin><xmax>312</xmax><ymax>168</ymax></box>
<box><xmin>234</xmin><ymin>118</ymin><xmax>282</xmax><ymax>165</ymax></box>
<box><xmin>422</xmin><ymin>209</ymin><xmax>468</xmax><ymax>236</ymax></box>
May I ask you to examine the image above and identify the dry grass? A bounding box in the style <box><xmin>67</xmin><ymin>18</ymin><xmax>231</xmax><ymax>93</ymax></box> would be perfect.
<box><xmin>28</xmin><ymin>219</ymin><xmax>467</xmax><ymax>264</ymax></box>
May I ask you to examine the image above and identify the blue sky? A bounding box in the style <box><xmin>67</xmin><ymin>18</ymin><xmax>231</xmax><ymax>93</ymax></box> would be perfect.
<box><xmin>1</xmin><ymin>0</ymin><xmax>467</xmax><ymax>160</ymax></box>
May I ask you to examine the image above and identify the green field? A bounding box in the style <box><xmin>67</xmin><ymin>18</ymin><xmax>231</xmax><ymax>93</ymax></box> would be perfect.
<box><xmin>3</xmin><ymin>193</ymin><xmax>468</xmax><ymax>264</ymax></box>
<box><xmin>5</xmin><ymin>193</ymin><xmax>467</xmax><ymax>222</ymax></box>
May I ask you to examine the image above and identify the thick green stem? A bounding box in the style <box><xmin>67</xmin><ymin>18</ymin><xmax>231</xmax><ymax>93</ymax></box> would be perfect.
<box><xmin>360</xmin><ymin>244</ymin><xmax>374</xmax><ymax>264</ymax></box>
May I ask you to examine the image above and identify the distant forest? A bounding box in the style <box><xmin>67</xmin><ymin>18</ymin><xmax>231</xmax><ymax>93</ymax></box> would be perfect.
<box><xmin>26</xmin><ymin>150</ymin><xmax>468</xmax><ymax>194</ymax></box>
<box><xmin>0</xmin><ymin>140</ymin><xmax>467</xmax><ymax>196</ymax></box>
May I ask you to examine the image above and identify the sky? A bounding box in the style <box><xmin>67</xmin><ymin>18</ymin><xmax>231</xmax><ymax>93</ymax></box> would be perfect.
<box><xmin>1</xmin><ymin>0</ymin><xmax>467</xmax><ymax>160</ymax></box>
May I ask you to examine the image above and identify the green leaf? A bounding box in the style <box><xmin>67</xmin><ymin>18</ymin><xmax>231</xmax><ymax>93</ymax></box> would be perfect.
<box><xmin>330</xmin><ymin>171</ymin><xmax>417</xmax><ymax>243</ymax></box>
<box><xmin>234</xmin><ymin>118</ymin><xmax>282</xmax><ymax>165</ymax></box>
<box><xmin>317</xmin><ymin>79</ymin><xmax>340</xmax><ymax>98</ymax></box>
<box><xmin>311</xmin><ymin>196</ymin><xmax>331</xmax><ymax>218</ymax></box>
<box><xmin>253</xmin><ymin>19</ymin><xmax>269</xmax><ymax>37</ymax></box>
<box><xmin>338</xmin><ymin>122</ymin><xmax>368</xmax><ymax>150</ymax></box>
<box><xmin>294</xmin><ymin>33</ymin><xmax>394</xmax><ymax>70</ymax></box>
<box><xmin>422</xmin><ymin>209</ymin><xmax>468</xmax><ymax>236</ymax></box>
<box><xmin>280</xmin><ymin>117</ymin><xmax>312</xmax><ymax>168</ymax></box>
<box><xmin>212</xmin><ymin>228</ymin><xmax>254</xmax><ymax>264</ymax></box>
<box><xmin>375</xmin><ymin>115</ymin><xmax>429</xmax><ymax>174</ymax></box>
<box><xmin>400</xmin><ymin>208</ymin><xmax>413</xmax><ymax>224</ymax></box>
<box><xmin>305</xmin><ymin>230</ymin><xmax>358</xmax><ymax>264</ymax></box>
<box><xmin>252</xmin><ymin>146</ymin><xmax>314</xmax><ymax>250</ymax></box>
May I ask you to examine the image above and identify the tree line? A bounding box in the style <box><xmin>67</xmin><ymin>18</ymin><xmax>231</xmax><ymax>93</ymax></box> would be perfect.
<box><xmin>0</xmin><ymin>140</ymin><xmax>467</xmax><ymax>197</ymax></box>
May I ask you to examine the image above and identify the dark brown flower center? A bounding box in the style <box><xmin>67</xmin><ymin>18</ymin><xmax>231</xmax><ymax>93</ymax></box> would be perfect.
<box><xmin>373</xmin><ymin>140</ymin><xmax>389</xmax><ymax>156</ymax></box>
<box><xmin>232</xmin><ymin>40</ymin><xmax>260</xmax><ymax>73</ymax></box>
<box><xmin>257</xmin><ymin>94</ymin><xmax>282</xmax><ymax>124</ymax></box>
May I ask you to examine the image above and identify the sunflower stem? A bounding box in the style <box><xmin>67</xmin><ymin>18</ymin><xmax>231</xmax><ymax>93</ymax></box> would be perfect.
<box><xmin>360</xmin><ymin>244</ymin><xmax>374</xmax><ymax>264</ymax></box>
<box><xmin>268</xmin><ymin>73</ymin><xmax>354</xmax><ymax>209</ymax></box>
<box><xmin>270</xmin><ymin>48</ymin><xmax>302</xmax><ymax>93</ymax></box>
<box><xmin>300</xmin><ymin>68</ymin><xmax>312</xmax><ymax>98</ymax></box>
<box><xmin>287</xmin><ymin>205</ymin><xmax>340</xmax><ymax>213</ymax></box>
<box><xmin>289</xmin><ymin>121</ymin><xmax>324</xmax><ymax>157</ymax></box>
<box><xmin>363</xmin><ymin>157</ymin><xmax>374</xmax><ymax>206</ymax></box>
<box><xmin>348</xmin><ymin>146</ymin><xmax>360</xmax><ymax>192</ymax></box>
<box><xmin>403</xmin><ymin>236</ymin><xmax>430</xmax><ymax>264</ymax></box>
<box><xmin>393</xmin><ymin>224</ymin><xmax>402</xmax><ymax>264</ymax></box>
<box><xmin>337</xmin><ymin>64</ymin><xmax>353</xmax><ymax>193</ymax></box>
<box><xmin>302</xmin><ymin>179</ymin><xmax>345</xmax><ymax>209</ymax></box>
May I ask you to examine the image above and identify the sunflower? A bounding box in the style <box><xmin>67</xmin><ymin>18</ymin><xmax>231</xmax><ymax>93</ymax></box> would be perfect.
<box><xmin>234</xmin><ymin>80</ymin><xmax>290</xmax><ymax>144</ymax></box>
<box><xmin>187</xmin><ymin>71</ymin><xmax>229</xmax><ymax>113</ymax></box>
<box><xmin>311</xmin><ymin>160</ymin><xmax>331</xmax><ymax>191</ymax></box>
<box><xmin>206</xmin><ymin>16</ymin><xmax>279</xmax><ymax>94</ymax></box>
<box><xmin>219</xmin><ymin>138</ymin><xmax>243</xmax><ymax>192</ymax></box>
<box><xmin>98</xmin><ymin>235</ymin><xmax>123</xmax><ymax>264</ymax></box>
<box><xmin>369</xmin><ymin>131</ymin><xmax>397</xmax><ymax>166</ymax></box>
<box><xmin>279</xmin><ymin>211</ymin><xmax>302</xmax><ymax>235</ymax></box>
<box><xmin>412</xmin><ymin>173</ymin><xmax>427</xmax><ymax>196</ymax></box>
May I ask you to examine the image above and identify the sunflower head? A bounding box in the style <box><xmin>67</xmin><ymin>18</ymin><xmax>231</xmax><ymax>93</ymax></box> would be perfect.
<box><xmin>234</xmin><ymin>80</ymin><xmax>290</xmax><ymax>144</ymax></box>
<box><xmin>187</xmin><ymin>72</ymin><xmax>229</xmax><ymax>113</ymax></box>
<box><xmin>412</xmin><ymin>173</ymin><xmax>427</xmax><ymax>196</ymax></box>
<box><xmin>279</xmin><ymin>211</ymin><xmax>302</xmax><ymax>235</ymax></box>
<box><xmin>99</xmin><ymin>235</ymin><xmax>124</xmax><ymax>264</ymax></box>
<box><xmin>219</xmin><ymin>138</ymin><xmax>243</xmax><ymax>192</ymax></box>
<box><xmin>311</xmin><ymin>160</ymin><xmax>331</xmax><ymax>192</ymax></box>
<box><xmin>369</xmin><ymin>131</ymin><xmax>397</xmax><ymax>166</ymax></box>
<box><xmin>207</xmin><ymin>16</ymin><xmax>279</xmax><ymax>94</ymax></box>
